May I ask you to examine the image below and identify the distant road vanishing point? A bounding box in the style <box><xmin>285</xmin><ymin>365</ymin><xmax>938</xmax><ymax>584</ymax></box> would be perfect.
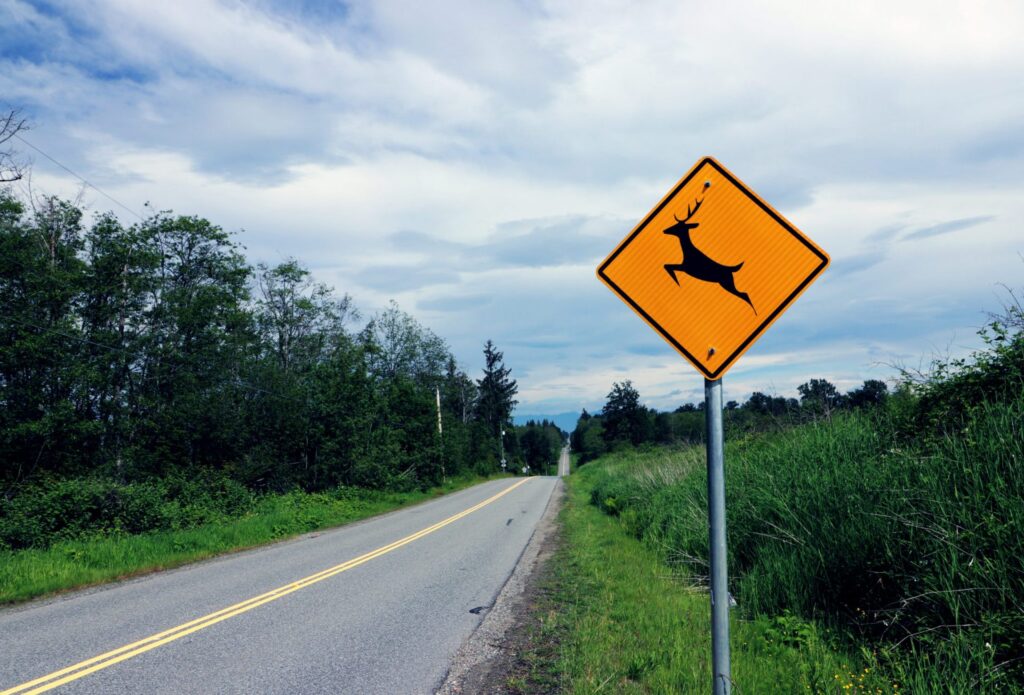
<box><xmin>0</xmin><ymin>477</ymin><xmax>558</xmax><ymax>695</ymax></box>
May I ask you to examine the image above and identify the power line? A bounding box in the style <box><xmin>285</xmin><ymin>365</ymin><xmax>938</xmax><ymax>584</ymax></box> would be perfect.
<box><xmin>13</xmin><ymin>133</ymin><xmax>147</xmax><ymax>222</ymax></box>
<box><xmin>3</xmin><ymin>134</ymin><xmax>313</xmax><ymax>406</ymax></box>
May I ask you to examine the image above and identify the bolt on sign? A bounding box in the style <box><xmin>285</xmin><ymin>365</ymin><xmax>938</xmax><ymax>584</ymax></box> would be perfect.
<box><xmin>597</xmin><ymin>156</ymin><xmax>829</xmax><ymax>379</ymax></box>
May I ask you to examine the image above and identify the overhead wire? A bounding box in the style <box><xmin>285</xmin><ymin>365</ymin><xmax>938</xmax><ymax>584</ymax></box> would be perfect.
<box><xmin>2</xmin><ymin>134</ymin><xmax>310</xmax><ymax>406</ymax></box>
<box><xmin>13</xmin><ymin>133</ymin><xmax>147</xmax><ymax>222</ymax></box>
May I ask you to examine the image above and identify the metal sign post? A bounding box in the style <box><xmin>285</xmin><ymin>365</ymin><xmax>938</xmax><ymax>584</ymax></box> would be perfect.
<box><xmin>596</xmin><ymin>156</ymin><xmax>830</xmax><ymax>694</ymax></box>
<box><xmin>705</xmin><ymin>377</ymin><xmax>730</xmax><ymax>694</ymax></box>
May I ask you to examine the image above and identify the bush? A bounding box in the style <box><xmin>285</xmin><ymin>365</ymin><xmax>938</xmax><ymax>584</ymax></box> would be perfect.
<box><xmin>0</xmin><ymin>472</ymin><xmax>257</xmax><ymax>550</ymax></box>
<box><xmin>896</xmin><ymin>329</ymin><xmax>1024</xmax><ymax>442</ymax></box>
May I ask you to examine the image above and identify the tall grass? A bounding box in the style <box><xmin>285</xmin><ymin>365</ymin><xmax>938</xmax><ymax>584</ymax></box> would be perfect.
<box><xmin>523</xmin><ymin>465</ymin><xmax>894</xmax><ymax>694</ymax></box>
<box><xmin>587</xmin><ymin>394</ymin><xmax>1024</xmax><ymax>691</ymax></box>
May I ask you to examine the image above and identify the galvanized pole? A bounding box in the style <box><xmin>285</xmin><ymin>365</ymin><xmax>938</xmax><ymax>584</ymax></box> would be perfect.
<box><xmin>704</xmin><ymin>377</ymin><xmax>731</xmax><ymax>695</ymax></box>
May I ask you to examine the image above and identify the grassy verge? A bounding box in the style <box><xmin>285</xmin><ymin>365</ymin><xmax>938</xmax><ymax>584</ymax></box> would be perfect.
<box><xmin>0</xmin><ymin>473</ymin><xmax>508</xmax><ymax>605</ymax></box>
<box><xmin>512</xmin><ymin>466</ymin><xmax>893</xmax><ymax>694</ymax></box>
<box><xmin>585</xmin><ymin>392</ymin><xmax>1024</xmax><ymax>691</ymax></box>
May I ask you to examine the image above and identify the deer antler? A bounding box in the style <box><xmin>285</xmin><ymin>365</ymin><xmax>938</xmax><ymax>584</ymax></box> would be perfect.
<box><xmin>675</xmin><ymin>198</ymin><xmax>703</xmax><ymax>223</ymax></box>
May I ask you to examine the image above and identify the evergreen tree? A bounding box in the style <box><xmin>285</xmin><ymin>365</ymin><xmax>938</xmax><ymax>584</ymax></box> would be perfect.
<box><xmin>474</xmin><ymin>340</ymin><xmax>518</xmax><ymax>445</ymax></box>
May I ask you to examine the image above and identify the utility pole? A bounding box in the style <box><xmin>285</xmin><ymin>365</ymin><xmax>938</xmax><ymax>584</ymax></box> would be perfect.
<box><xmin>436</xmin><ymin>386</ymin><xmax>445</xmax><ymax>482</ymax></box>
<box><xmin>499</xmin><ymin>426</ymin><xmax>507</xmax><ymax>473</ymax></box>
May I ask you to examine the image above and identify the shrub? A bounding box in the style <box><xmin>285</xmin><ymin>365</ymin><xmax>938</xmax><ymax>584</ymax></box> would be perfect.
<box><xmin>0</xmin><ymin>472</ymin><xmax>256</xmax><ymax>550</ymax></box>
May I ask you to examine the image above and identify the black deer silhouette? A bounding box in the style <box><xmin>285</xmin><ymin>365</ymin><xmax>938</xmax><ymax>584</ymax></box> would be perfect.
<box><xmin>663</xmin><ymin>197</ymin><xmax>756</xmax><ymax>314</ymax></box>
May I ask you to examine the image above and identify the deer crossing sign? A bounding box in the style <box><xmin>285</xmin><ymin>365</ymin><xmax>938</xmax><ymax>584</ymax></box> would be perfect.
<box><xmin>597</xmin><ymin>156</ymin><xmax>829</xmax><ymax>380</ymax></box>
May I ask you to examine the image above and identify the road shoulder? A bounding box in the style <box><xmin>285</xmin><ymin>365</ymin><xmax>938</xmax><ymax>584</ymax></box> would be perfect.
<box><xmin>438</xmin><ymin>477</ymin><xmax>565</xmax><ymax>694</ymax></box>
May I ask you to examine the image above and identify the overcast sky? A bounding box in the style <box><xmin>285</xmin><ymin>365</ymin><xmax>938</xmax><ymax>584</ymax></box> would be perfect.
<box><xmin>3</xmin><ymin>0</ymin><xmax>1023</xmax><ymax>415</ymax></box>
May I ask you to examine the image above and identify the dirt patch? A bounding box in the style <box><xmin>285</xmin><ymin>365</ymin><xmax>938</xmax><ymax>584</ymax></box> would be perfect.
<box><xmin>438</xmin><ymin>479</ymin><xmax>567</xmax><ymax>694</ymax></box>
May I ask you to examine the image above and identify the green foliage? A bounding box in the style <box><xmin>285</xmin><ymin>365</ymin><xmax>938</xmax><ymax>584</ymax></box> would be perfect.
<box><xmin>534</xmin><ymin>462</ymin><xmax>890</xmax><ymax>694</ymax></box>
<box><xmin>0</xmin><ymin>473</ymin><xmax>256</xmax><ymax>550</ymax></box>
<box><xmin>0</xmin><ymin>472</ymin><xmax>503</xmax><ymax>604</ymax></box>
<box><xmin>581</xmin><ymin>317</ymin><xmax>1024</xmax><ymax>691</ymax></box>
<box><xmin>475</xmin><ymin>339</ymin><xmax>518</xmax><ymax>435</ymax></box>
<box><xmin>601</xmin><ymin>380</ymin><xmax>650</xmax><ymax>447</ymax></box>
<box><xmin>797</xmin><ymin>377</ymin><xmax>845</xmax><ymax>415</ymax></box>
<box><xmin>895</xmin><ymin>329</ymin><xmax>1024</xmax><ymax>443</ymax></box>
<box><xmin>570</xmin><ymin>376</ymin><xmax>892</xmax><ymax>467</ymax></box>
<box><xmin>847</xmin><ymin>379</ymin><xmax>889</xmax><ymax>409</ymax></box>
<box><xmin>0</xmin><ymin>190</ymin><xmax>509</xmax><ymax>548</ymax></box>
<box><xmin>516</xmin><ymin>419</ymin><xmax>564</xmax><ymax>473</ymax></box>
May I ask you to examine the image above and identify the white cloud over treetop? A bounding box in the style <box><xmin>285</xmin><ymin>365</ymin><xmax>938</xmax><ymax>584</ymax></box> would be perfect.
<box><xmin>4</xmin><ymin>0</ymin><xmax>1023</xmax><ymax>412</ymax></box>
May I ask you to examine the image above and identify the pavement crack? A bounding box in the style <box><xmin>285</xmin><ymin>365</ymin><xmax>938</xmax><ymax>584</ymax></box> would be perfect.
<box><xmin>506</xmin><ymin>518</ymin><xmax>513</xmax><ymax>526</ymax></box>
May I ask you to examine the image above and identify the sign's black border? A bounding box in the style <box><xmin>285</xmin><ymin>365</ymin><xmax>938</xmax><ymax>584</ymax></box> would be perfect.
<box><xmin>597</xmin><ymin>157</ymin><xmax>829</xmax><ymax>381</ymax></box>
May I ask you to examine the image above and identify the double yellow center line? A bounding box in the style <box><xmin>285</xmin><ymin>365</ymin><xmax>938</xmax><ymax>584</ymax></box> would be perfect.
<box><xmin>2</xmin><ymin>477</ymin><xmax>531</xmax><ymax>695</ymax></box>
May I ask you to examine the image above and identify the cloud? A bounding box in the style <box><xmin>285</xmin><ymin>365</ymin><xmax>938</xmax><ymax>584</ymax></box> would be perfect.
<box><xmin>903</xmin><ymin>215</ymin><xmax>996</xmax><ymax>241</ymax></box>
<box><xmin>865</xmin><ymin>224</ymin><xmax>905</xmax><ymax>243</ymax></box>
<box><xmin>481</xmin><ymin>215</ymin><xmax>625</xmax><ymax>267</ymax></box>
<box><xmin>353</xmin><ymin>265</ymin><xmax>460</xmax><ymax>292</ymax></box>
<box><xmin>830</xmin><ymin>251</ymin><xmax>888</xmax><ymax>277</ymax></box>
<box><xmin>375</xmin><ymin>214</ymin><xmax>629</xmax><ymax>287</ymax></box>
<box><xmin>416</xmin><ymin>293</ymin><xmax>491</xmax><ymax>312</ymax></box>
<box><xmin>5</xmin><ymin>0</ymin><xmax>1024</xmax><ymax>414</ymax></box>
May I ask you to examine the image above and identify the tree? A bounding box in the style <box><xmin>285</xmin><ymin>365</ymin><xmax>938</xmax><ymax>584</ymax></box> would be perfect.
<box><xmin>746</xmin><ymin>391</ymin><xmax>796</xmax><ymax>417</ymax></box>
<box><xmin>132</xmin><ymin>212</ymin><xmax>254</xmax><ymax>475</ymax></box>
<box><xmin>601</xmin><ymin>380</ymin><xmax>648</xmax><ymax>446</ymax></box>
<box><xmin>361</xmin><ymin>302</ymin><xmax>448</xmax><ymax>385</ymax></box>
<box><xmin>256</xmin><ymin>259</ymin><xmax>354</xmax><ymax>372</ymax></box>
<box><xmin>519</xmin><ymin>420</ymin><xmax>561</xmax><ymax>472</ymax></box>
<box><xmin>0</xmin><ymin>108</ymin><xmax>29</xmax><ymax>182</ymax></box>
<box><xmin>0</xmin><ymin>192</ymin><xmax>89</xmax><ymax>479</ymax></box>
<box><xmin>653</xmin><ymin>411</ymin><xmax>673</xmax><ymax>443</ymax></box>
<box><xmin>0</xmin><ymin>186</ymin><xmax>498</xmax><ymax>507</ymax></box>
<box><xmin>571</xmin><ymin>413</ymin><xmax>605</xmax><ymax>464</ymax></box>
<box><xmin>80</xmin><ymin>212</ymin><xmax>160</xmax><ymax>474</ymax></box>
<box><xmin>747</xmin><ymin>391</ymin><xmax>773</xmax><ymax>414</ymax></box>
<box><xmin>797</xmin><ymin>378</ymin><xmax>844</xmax><ymax>417</ymax></box>
<box><xmin>357</xmin><ymin>304</ymin><xmax>458</xmax><ymax>488</ymax></box>
<box><xmin>847</xmin><ymin>379</ymin><xmax>888</xmax><ymax>409</ymax></box>
<box><xmin>441</xmin><ymin>355</ymin><xmax>476</xmax><ymax>424</ymax></box>
<box><xmin>474</xmin><ymin>340</ymin><xmax>518</xmax><ymax>443</ymax></box>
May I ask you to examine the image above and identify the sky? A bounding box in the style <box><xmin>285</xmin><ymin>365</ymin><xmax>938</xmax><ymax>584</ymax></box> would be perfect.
<box><xmin>2</xmin><ymin>0</ymin><xmax>1023</xmax><ymax>416</ymax></box>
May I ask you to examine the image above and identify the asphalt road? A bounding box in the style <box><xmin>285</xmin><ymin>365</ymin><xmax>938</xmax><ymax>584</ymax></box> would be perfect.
<box><xmin>558</xmin><ymin>446</ymin><xmax>570</xmax><ymax>477</ymax></box>
<box><xmin>0</xmin><ymin>476</ymin><xmax>558</xmax><ymax>695</ymax></box>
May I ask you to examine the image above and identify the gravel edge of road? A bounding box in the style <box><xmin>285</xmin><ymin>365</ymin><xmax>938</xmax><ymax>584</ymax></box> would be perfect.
<box><xmin>437</xmin><ymin>477</ymin><xmax>565</xmax><ymax>695</ymax></box>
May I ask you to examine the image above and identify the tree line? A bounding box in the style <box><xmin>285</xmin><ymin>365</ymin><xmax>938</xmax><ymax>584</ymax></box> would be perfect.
<box><xmin>514</xmin><ymin>419</ymin><xmax>565</xmax><ymax>474</ymax></box>
<box><xmin>0</xmin><ymin>190</ymin><xmax>521</xmax><ymax>496</ymax></box>
<box><xmin>571</xmin><ymin>376</ymin><xmax>889</xmax><ymax>463</ymax></box>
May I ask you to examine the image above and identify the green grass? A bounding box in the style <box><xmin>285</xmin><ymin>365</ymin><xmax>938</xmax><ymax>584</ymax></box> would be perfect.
<box><xmin>518</xmin><ymin>466</ymin><xmax>895</xmax><ymax>694</ymax></box>
<box><xmin>0</xmin><ymin>473</ymin><xmax>508</xmax><ymax>605</ymax></box>
<box><xmin>579</xmin><ymin>393</ymin><xmax>1024</xmax><ymax>692</ymax></box>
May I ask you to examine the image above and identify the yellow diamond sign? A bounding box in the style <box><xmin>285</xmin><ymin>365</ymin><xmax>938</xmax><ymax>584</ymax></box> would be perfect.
<box><xmin>597</xmin><ymin>156</ymin><xmax>830</xmax><ymax>380</ymax></box>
